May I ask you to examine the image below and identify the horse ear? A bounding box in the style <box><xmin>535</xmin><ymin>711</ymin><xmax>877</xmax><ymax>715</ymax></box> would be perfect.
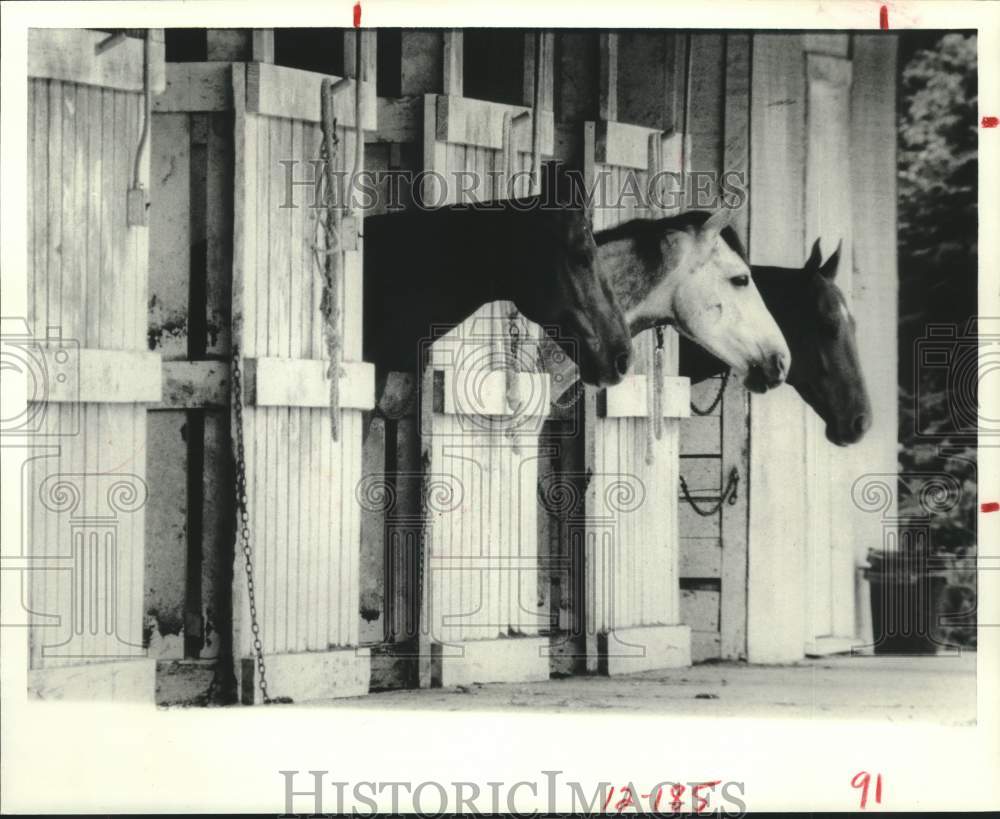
<box><xmin>819</xmin><ymin>240</ymin><xmax>842</xmax><ymax>280</ymax></box>
<box><xmin>702</xmin><ymin>208</ymin><xmax>733</xmax><ymax>238</ymax></box>
<box><xmin>804</xmin><ymin>238</ymin><xmax>823</xmax><ymax>274</ymax></box>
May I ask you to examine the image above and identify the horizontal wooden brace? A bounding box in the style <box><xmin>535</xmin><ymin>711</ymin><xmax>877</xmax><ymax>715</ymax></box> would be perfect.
<box><xmin>153</xmin><ymin>61</ymin><xmax>235</xmax><ymax>112</ymax></box>
<box><xmin>433</xmin><ymin>368</ymin><xmax>550</xmax><ymax>418</ymax></box>
<box><xmin>434</xmin><ymin>94</ymin><xmax>554</xmax><ymax>154</ymax></box>
<box><xmin>245</xmin><ymin>63</ymin><xmax>377</xmax><ymax>129</ymax></box>
<box><xmin>38</xmin><ymin>347</ymin><xmax>162</xmax><ymax>404</ymax></box>
<box><xmin>158</xmin><ymin>360</ymin><xmax>230</xmax><ymax>409</ymax></box>
<box><xmin>29</xmin><ymin>28</ymin><xmax>165</xmax><ymax>93</ymax></box>
<box><xmin>371</xmin><ymin>95</ymin><xmax>422</xmax><ymax>144</ymax></box>
<box><xmin>593</xmin><ymin>120</ymin><xmax>686</xmax><ymax>171</ymax></box>
<box><xmin>598</xmin><ymin>373</ymin><xmax>691</xmax><ymax>419</ymax></box>
<box><xmin>243</xmin><ymin>357</ymin><xmax>375</xmax><ymax>410</ymax></box>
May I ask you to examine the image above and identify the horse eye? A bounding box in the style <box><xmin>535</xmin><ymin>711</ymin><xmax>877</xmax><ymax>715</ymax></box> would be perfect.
<box><xmin>730</xmin><ymin>275</ymin><xmax>750</xmax><ymax>287</ymax></box>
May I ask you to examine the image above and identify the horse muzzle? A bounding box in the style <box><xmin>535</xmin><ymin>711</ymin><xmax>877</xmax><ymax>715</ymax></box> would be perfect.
<box><xmin>744</xmin><ymin>351</ymin><xmax>789</xmax><ymax>393</ymax></box>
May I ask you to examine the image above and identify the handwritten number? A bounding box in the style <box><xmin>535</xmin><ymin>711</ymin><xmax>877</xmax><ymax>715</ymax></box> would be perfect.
<box><xmin>852</xmin><ymin>771</ymin><xmax>883</xmax><ymax>809</ymax></box>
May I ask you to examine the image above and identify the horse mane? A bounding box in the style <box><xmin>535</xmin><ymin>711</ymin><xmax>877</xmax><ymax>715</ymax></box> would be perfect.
<box><xmin>595</xmin><ymin>210</ymin><xmax>749</xmax><ymax>264</ymax></box>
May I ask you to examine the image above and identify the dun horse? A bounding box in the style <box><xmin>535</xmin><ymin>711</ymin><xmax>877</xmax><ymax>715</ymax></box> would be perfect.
<box><xmin>544</xmin><ymin>209</ymin><xmax>791</xmax><ymax>398</ymax></box>
<box><xmin>363</xmin><ymin>196</ymin><xmax>633</xmax><ymax>407</ymax></box>
<box><xmin>680</xmin><ymin>239</ymin><xmax>872</xmax><ymax>446</ymax></box>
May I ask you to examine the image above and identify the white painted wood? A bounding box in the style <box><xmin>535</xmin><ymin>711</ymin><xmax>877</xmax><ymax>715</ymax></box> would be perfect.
<box><xmin>434</xmin><ymin>368</ymin><xmax>549</xmax><ymax>417</ymax></box>
<box><xmin>28</xmin><ymin>29</ymin><xmax>166</xmax><ymax>93</ymax></box>
<box><xmin>435</xmin><ymin>95</ymin><xmax>554</xmax><ymax>155</ymax></box>
<box><xmin>600</xmin><ymin>374</ymin><xmax>691</xmax><ymax>419</ymax></box>
<box><xmin>41</xmin><ymin>347</ymin><xmax>161</xmax><ymax>403</ymax></box>
<box><xmin>246</xmin><ymin>358</ymin><xmax>374</xmax><ymax>410</ymax></box>
<box><xmin>245</xmin><ymin>63</ymin><xmax>377</xmax><ymax>130</ymax></box>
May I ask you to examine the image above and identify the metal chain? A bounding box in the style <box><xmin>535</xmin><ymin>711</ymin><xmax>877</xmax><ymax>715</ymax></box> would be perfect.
<box><xmin>679</xmin><ymin>465</ymin><xmax>740</xmax><ymax>517</ymax></box>
<box><xmin>690</xmin><ymin>368</ymin><xmax>731</xmax><ymax>416</ymax></box>
<box><xmin>231</xmin><ymin>345</ymin><xmax>291</xmax><ymax>705</ymax></box>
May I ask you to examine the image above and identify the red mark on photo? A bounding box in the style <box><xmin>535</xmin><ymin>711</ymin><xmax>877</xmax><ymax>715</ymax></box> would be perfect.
<box><xmin>852</xmin><ymin>771</ymin><xmax>884</xmax><ymax>809</ymax></box>
<box><xmin>879</xmin><ymin>5</ymin><xmax>889</xmax><ymax>30</ymax></box>
<box><xmin>983</xmin><ymin>116</ymin><xmax>999</xmax><ymax>128</ymax></box>
<box><xmin>982</xmin><ymin>501</ymin><xmax>999</xmax><ymax>513</ymax></box>
<box><xmin>353</xmin><ymin>2</ymin><xmax>361</xmax><ymax>28</ymax></box>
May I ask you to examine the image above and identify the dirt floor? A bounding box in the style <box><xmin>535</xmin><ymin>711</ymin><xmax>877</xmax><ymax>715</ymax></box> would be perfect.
<box><xmin>312</xmin><ymin>653</ymin><xmax>978</xmax><ymax>725</ymax></box>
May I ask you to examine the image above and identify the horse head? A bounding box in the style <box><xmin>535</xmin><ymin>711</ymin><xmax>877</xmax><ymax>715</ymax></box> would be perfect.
<box><xmin>601</xmin><ymin>209</ymin><xmax>791</xmax><ymax>393</ymax></box>
<box><xmin>765</xmin><ymin>239</ymin><xmax>872</xmax><ymax>445</ymax></box>
<box><xmin>510</xmin><ymin>202</ymin><xmax>632</xmax><ymax>387</ymax></box>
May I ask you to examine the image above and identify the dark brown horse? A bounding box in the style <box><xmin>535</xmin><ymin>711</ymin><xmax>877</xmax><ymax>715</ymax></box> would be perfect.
<box><xmin>680</xmin><ymin>239</ymin><xmax>872</xmax><ymax>445</ymax></box>
<box><xmin>363</xmin><ymin>196</ymin><xmax>633</xmax><ymax>395</ymax></box>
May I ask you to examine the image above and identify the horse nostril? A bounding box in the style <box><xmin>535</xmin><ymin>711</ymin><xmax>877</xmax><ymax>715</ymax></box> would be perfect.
<box><xmin>853</xmin><ymin>413</ymin><xmax>871</xmax><ymax>436</ymax></box>
<box><xmin>615</xmin><ymin>352</ymin><xmax>631</xmax><ymax>377</ymax></box>
<box><xmin>770</xmin><ymin>351</ymin><xmax>788</xmax><ymax>381</ymax></box>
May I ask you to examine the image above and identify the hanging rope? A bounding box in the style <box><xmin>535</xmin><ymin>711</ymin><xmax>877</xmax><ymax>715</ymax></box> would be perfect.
<box><xmin>679</xmin><ymin>466</ymin><xmax>740</xmax><ymax>517</ymax></box>
<box><xmin>644</xmin><ymin>325</ymin><xmax>667</xmax><ymax>465</ymax></box>
<box><xmin>690</xmin><ymin>369</ymin><xmax>730</xmax><ymax>416</ymax></box>
<box><xmin>317</xmin><ymin>78</ymin><xmax>344</xmax><ymax>441</ymax></box>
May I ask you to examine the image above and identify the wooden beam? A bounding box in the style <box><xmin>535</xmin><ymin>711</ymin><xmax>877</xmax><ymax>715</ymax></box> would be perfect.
<box><xmin>153</xmin><ymin>62</ymin><xmax>235</xmax><ymax>113</ymax></box>
<box><xmin>371</xmin><ymin>95</ymin><xmax>422</xmax><ymax>144</ymax></box>
<box><xmin>28</xmin><ymin>28</ymin><xmax>166</xmax><ymax>93</ymax></box>
<box><xmin>157</xmin><ymin>360</ymin><xmax>230</xmax><ymax>409</ymax></box>
<box><xmin>244</xmin><ymin>358</ymin><xmax>375</xmax><ymax>410</ymax></box>
<box><xmin>597</xmin><ymin>374</ymin><xmax>691</xmax><ymax>419</ymax></box>
<box><xmin>442</xmin><ymin>30</ymin><xmax>464</xmax><ymax>97</ymax></box>
<box><xmin>594</xmin><ymin>119</ymin><xmax>666</xmax><ymax>170</ymax></box>
<box><xmin>245</xmin><ymin>63</ymin><xmax>377</xmax><ymax>130</ymax></box>
<box><xmin>598</xmin><ymin>32</ymin><xmax>618</xmax><ymax>122</ymax></box>
<box><xmin>40</xmin><ymin>347</ymin><xmax>162</xmax><ymax>403</ymax></box>
<box><xmin>434</xmin><ymin>95</ymin><xmax>554</xmax><ymax>155</ymax></box>
<box><xmin>522</xmin><ymin>31</ymin><xmax>555</xmax><ymax>111</ymax></box>
<box><xmin>433</xmin><ymin>369</ymin><xmax>550</xmax><ymax>418</ymax></box>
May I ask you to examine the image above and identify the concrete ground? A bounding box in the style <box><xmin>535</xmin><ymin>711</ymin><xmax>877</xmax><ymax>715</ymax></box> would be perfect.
<box><xmin>313</xmin><ymin>653</ymin><xmax>977</xmax><ymax>725</ymax></box>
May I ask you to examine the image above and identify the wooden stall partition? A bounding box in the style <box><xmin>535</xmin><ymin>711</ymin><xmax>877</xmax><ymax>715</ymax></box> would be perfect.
<box><xmin>23</xmin><ymin>29</ymin><xmax>165</xmax><ymax>700</ymax></box>
<box><xmin>147</xmin><ymin>59</ymin><xmax>239</xmax><ymax>703</ymax></box>
<box><xmin>745</xmin><ymin>34</ymin><xmax>813</xmax><ymax>664</ymax></box>
<box><xmin>415</xmin><ymin>93</ymin><xmax>556</xmax><ymax>688</ymax></box>
<box><xmin>229</xmin><ymin>62</ymin><xmax>377</xmax><ymax>703</ymax></box>
<box><xmin>571</xmin><ymin>122</ymin><xmax>693</xmax><ymax>675</ymax></box>
<box><xmin>801</xmin><ymin>42</ymin><xmax>860</xmax><ymax>656</ymax></box>
<box><xmin>847</xmin><ymin>35</ymin><xmax>899</xmax><ymax>651</ymax></box>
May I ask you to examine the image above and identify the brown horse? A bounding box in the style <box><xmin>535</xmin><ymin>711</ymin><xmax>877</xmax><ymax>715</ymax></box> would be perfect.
<box><xmin>680</xmin><ymin>239</ymin><xmax>872</xmax><ymax>445</ymax></box>
<box><xmin>363</xmin><ymin>196</ymin><xmax>633</xmax><ymax>397</ymax></box>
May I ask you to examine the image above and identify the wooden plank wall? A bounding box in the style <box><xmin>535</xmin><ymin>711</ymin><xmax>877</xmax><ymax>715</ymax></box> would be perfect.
<box><xmin>26</xmin><ymin>30</ymin><xmax>158</xmax><ymax>678</ymax></box>
<box><xmin>230</xmin><ymin>63</ymin><xmax>370</xmax><ymax>679</ymax></box>
<box><xmin>744</xmin><ymin>34</ymin><xmax>898</xmax><ymax>662</ymax></box>
<box><xmin>746</xmin><ymin>34</ymin><xmax>812</xmax><ymax>664</ymax></box>
<box><xmin>581</xmin><ymin>124</ymin><xmax>687</xmax><ymax>649</ymax></box>
<box><xmin>148</xmin><ymin>64</ymin><xmax>234</xmax><ymax>663</ymax></box>
<box><xmin>848</xmin><ymin>35</ymin><xmax>899</xmax><ymax>648</ymax></box>
<box><xmin>419</xmin><ymin>95</ymin><xmax>550</xmax><ymax>655</ymax></box>
<box><xmin>802</xmin><ymin>39</ymin><xmax>857</xmax><ymax>653</ymax></box>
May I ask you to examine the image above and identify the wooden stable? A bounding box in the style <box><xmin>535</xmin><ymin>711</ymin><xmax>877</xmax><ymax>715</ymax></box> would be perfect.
<box><xmin>19</xmin><ymin>27</ymin><xmax>899</xmax><ymax>704</ymax></box>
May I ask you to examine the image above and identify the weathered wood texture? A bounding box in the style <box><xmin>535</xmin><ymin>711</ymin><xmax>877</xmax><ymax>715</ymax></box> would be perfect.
<box><xmin>416</xmin><ymin>95</ymin><xmax>553</xmax><ymax>687</ymax></box>
<box><xmin>847</xmin><ymin>35</ymin><xmax>898</xmax><ymax>651</ymax></box>
<box><xmin>576</xmin><ymin>119</ymin><xmax>692</xmax><ymax>672</ymax></box>
<box><xmin>746</xmin><ymin>34</ymin><xmax>811</xmax><ymax>664</ymax></box>
<box><xmin>148</xmin><ymin>79</ymin><xmax>234</xmax><ymax>664</ymax></box>
<box><xmin>229</xmin><ymin>62</ymin><xmax>374</xmax><ymax>701</ymax></box>
<box><xmin>26</xmin><ymin>30</ymin><xmax>160</xmax><ymax>690</ymax></box>
<box><xmin>802</xmin><ymin>51</ymin><xmax>857</xmax><ymax>653</ymax></box>
<box><xmin>673</xmin><ymin>33</ymin><xmax>753</xmax><ymax>663</ymax></box>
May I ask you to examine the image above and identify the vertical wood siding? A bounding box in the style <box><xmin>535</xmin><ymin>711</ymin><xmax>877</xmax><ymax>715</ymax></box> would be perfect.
<box><xmin>27</xmin><ymin>77</ymin><xmax>149</xmax><ymax>668</ymax></box>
